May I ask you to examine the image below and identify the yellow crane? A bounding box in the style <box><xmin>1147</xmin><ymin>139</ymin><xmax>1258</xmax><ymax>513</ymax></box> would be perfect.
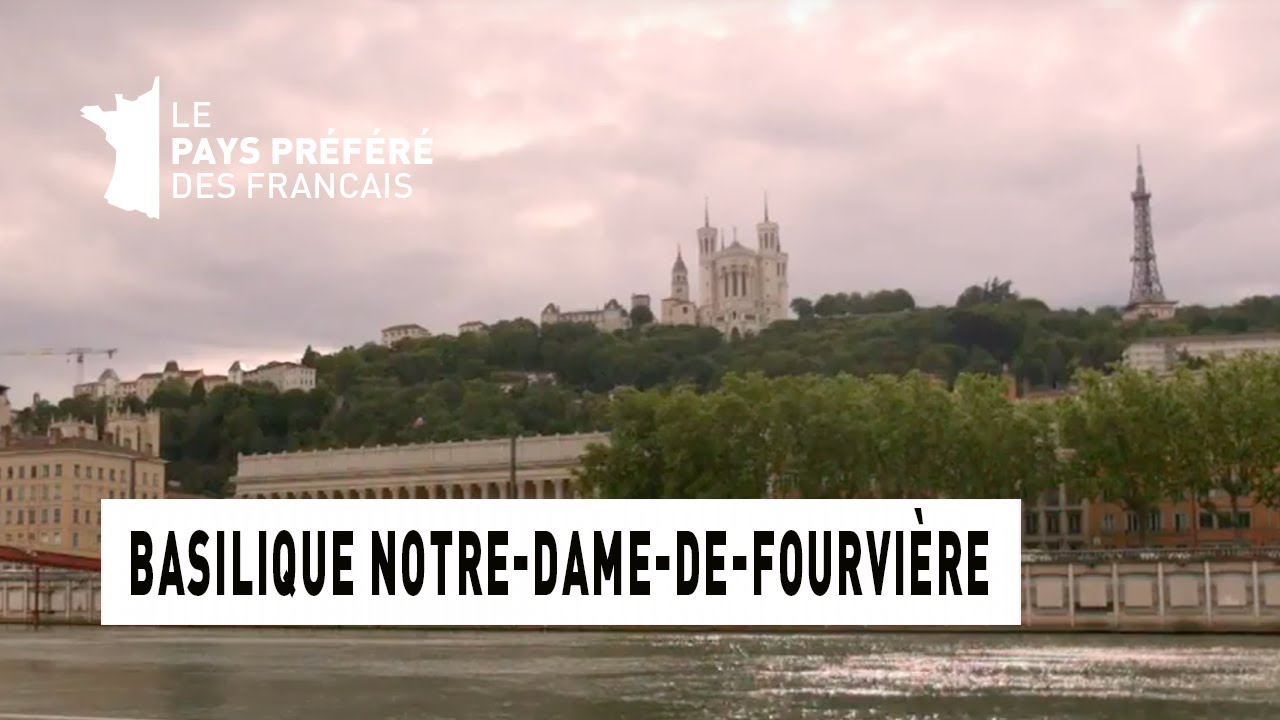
<box><xmin>0</xmin><ymin>348</ymin><xmax>118</xmax><ymax>385</ymax></box>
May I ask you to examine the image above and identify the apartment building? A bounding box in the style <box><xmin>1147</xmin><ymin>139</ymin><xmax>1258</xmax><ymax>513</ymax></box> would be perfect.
<box><xmin>1085</xmin><ymin>492</ymin><xmax>1280</xmax><ymax>548</ymax></box>
<box><xmin>381</xmin><ymin>323</ymin><xmax>430</xmax><ymax>346</ymax></box>
<box><xmin>231</xmin><ymin>361</ymin><xmax>316</xmax><ymax>392</ymax></box>
<box><xmin>0</xmin><ymin>413</ymin><xmax>166</xmax><ymax>555</ymax></box>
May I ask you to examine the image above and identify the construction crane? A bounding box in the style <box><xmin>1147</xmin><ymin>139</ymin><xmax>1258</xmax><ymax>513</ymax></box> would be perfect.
<box><xmin>0</xmin><ymin>348</ymin><xmax>118</xmax><ymax>385</ymax></box>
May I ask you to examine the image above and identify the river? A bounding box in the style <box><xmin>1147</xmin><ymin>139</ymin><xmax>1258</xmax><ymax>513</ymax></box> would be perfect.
<box><xmin>0</xmin><ymin>629</ymin><xmax>1275</xmax><ymax>719</ymax></box>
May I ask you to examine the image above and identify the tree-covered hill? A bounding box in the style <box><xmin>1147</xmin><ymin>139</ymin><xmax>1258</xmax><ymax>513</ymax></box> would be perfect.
<box><xmin>13</xmin><ymin>284</ymin><xmax>1280</xmax><ymax>497</ymax></box>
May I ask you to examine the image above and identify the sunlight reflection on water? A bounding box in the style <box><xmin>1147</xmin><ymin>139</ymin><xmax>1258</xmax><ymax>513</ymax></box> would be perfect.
<box><xmin>0</xmin><ymin>629</ymin><xmax>1275</xmax><ymax>719</ymax></box>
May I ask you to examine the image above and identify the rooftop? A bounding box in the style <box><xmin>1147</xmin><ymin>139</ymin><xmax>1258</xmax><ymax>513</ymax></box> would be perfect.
<box><xmin>0</xmin><ymin>436</ymin><xmax>160</xmax><ymax>461</ymax></box>
<box><xmin>1131</xmin><ymin>332</ymin><xmax>1280</xmax><ymax>346</ymax></box>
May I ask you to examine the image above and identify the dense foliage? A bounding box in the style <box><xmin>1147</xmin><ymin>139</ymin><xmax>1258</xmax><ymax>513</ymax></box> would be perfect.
<box><xmin>11</xmin><ymin>287</ymin><xmax>1280</xmax><ymax>498</ymax></box>
<box><xmin>580</xmin><ymin>355</ymin><xmax>1280</xmax><ymax>543</ymax></box>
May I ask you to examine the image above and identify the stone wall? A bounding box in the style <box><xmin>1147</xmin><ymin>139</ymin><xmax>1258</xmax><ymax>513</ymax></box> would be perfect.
<box><xmin>1023</xmin><ymin>558</ymin><xmax>1280</xmax><ymax>631</ymax></box>
<box><xmin>0</xmin><ymin>570</ymin><xmax>99</xmax><ymax>623</ymax></box>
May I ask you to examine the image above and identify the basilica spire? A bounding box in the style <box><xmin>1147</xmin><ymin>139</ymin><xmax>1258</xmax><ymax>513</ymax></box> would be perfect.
<box><xmin>703</xmin><ymin>197</ymin><xmax>710</xmax><ymax>228</ymax></box>
<box><xmin>763</xmin><ymin>190</ymin><xmax>769</xmax><ymax>222</ymax></box>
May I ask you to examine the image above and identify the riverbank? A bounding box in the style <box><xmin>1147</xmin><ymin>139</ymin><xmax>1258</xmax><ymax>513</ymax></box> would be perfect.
<box><xmin>5</xmin><ymin>621</ymin><xmax>1280</xmax><ymax>634</ymax></box>
<box><xmin>7</xmin><ymin>556</ymin><xmax>1280</xmax><ymax>633</ymax></box>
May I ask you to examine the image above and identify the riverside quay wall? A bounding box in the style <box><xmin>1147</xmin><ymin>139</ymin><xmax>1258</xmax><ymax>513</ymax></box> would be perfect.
<box><xmin>1020</xmin><ymin>548</ymin><xmax>1280</xmax><ymax>632</ymax></box>
<box><xmin>4</xmin><ymin>550</ymin><xmax>1280</xmax><ymax>630</ymax></box>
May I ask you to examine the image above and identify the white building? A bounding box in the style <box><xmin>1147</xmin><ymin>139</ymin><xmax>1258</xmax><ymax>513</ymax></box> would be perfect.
<box><xmin>1123</xmin><ymin>333</ymin><xmax>1280</xmax><ymax>373</ymax></box>
<box><xmin>230</xmin><ymin>361</ymin><xmax>317</xmax><ymax>392</ymax></box>
<box><xmin>76</xmin><ymin>359</ymin><xmax>316</xmax><ymax>401</ymax></box>
<box><xmin>381</xmin><ymin>323</ymin><xmax>430</xmax><ymax>346</ymax></box>
<box><xmin>458</xmin><ymin>321</ymin><xmax>488</xmax><ymax>335</ymax></box>
<box><xmin>541</xmin><ymin>298</ymin><xmax>630</xmax><ymax>333</ymax></box>
<box><xmin>661</xmin><ymin>197</ymin><xmax>789</xmax><ymax>338</ymax></box>
<box><xmin>232</xmin><ymin>432</ymin><xmax>609</xmax><ymax>500</ymax></box>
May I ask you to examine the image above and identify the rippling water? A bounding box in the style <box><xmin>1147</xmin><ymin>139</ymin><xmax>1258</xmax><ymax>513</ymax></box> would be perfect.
<box><xmin>0</xmin><ymin>629</ymin><xmax>1276</xmax><ymax>719</ymax></box>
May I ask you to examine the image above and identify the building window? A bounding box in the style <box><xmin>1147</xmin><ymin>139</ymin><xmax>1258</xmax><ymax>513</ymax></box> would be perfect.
<box><xmin>1067</xmin><ymin>511</ymin><xmax>1082</xmax><ymax>534</ymax></box>
<box><xmin>1126</xmin><ymin>512</ymin><xmax>1140</xmax><ymax>532</ymax></box>
<box><xmin>74</xmin><ymin>464</ymin><xmax>81</xmax><ymax>478</ymax></box>
<box><xmin>41</xmin><ymin>465</ymin><xmax>49</xmax><ymax>478</ymax></box>
<box><xmin>1148</xmin><ymin>511</ymin><xmax>1162</xmax><ymax>532</ymax></box>
<box><xmin>110</xmin><ymin>469</ymin><xmax>116</xmax><ymax>482</ymax></box>
<box><xmin>55</xmin><ymin>464</ymin><xmax>62</xmax><ymax>477</ymax></box>
<box><xmin>1200</xmin><ymin>512</ymin><xmax>1215</xmax><ymax>529</ymax></box>
<box><xmin>41</xmin><ymin>509</ymin><xmax>48</xmax><ymax>524</ymax></box>
<box><xmin>73</xmin><ymin>533</ymin><xmax>79</xmax><ymax>549</ymax></box>
<box><xmin>73</xmin><ymin>509</ymin><xmax>79</xmax><ymax>523</ymax></box>
<box><xmin>1175</xmin><ymin>512</ymin><xmax>1189</xmax><ymax>531</ymax></box>
<box><xmin>1046</xmin><ymin>513</ymin><xmax>1061</xmax><ymax>534</ymax></box>
<box><xmin>53</xmin><ymin>509</ymin><xmax>60</xmax><ymax>523</ymax></box>
<box><xmin>1024</xmin><ymin>512</ymin><xmax>1040</xmax><ymax>535</ymax></box>
<box><xmin>1237</xmin><ymin>511</ymin><xmax>1252</xmax><ymax>529</ymax></box>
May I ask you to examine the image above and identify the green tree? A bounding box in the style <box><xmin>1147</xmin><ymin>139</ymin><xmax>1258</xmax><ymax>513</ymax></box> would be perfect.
<box><xmin>1191</xmin><ymin>355</ymin><xmax>1280</xmax><ymax>541</ymax></box>
<box><xmin>1057</xmin><ymin>367</ymin><xmax>1197</xmax><ymax>545</ymax></box>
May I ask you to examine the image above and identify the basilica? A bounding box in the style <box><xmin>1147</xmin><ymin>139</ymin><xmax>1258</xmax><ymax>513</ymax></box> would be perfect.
<box><xmin>661</xmin><ymin>198</ymin><xmax>790</xmax><ymax>337</ymax></box>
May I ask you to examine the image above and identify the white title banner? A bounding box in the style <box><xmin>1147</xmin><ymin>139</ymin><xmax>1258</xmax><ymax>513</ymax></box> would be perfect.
<box><xmin>100</xmin><ymin>499</ymin><xmax>1022</xmax><ymax>626</ymax></box>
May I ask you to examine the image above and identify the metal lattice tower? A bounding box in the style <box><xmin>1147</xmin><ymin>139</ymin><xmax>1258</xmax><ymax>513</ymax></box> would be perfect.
<box><xmin>1128</xmin><ymin>145</ymin><xmax>1166</xmax><ymax>305</ymax></box>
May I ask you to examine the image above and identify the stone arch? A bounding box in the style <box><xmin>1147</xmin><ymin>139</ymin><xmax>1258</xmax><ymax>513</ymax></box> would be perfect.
<box><xmin>414</xmin><ymin>486</ymin><xmax>428</xmax><ymax>499</ymax></box>
<box><xmin>300</xmin><ymin>491</ymin><xmax>312</xmax><ymax>499</ymax></box>
<box><xmin>348</xmin><ymin>489</ymin><xmax>360</xmax><ymax>499</ymax></box>
<box><xmin>363</xmin><ymin>488</ymin><xmax>377</xmax><ymax>499</ymax></box>
<box><xmin>542</xmin><ymin>479</ymin><xmax>556</xmax><ymax>499</ymax></box>
<box><xmin>285</xmin><ymin>491</ymin><xmax>296</xmax><ymax>499</ymax></box>
<box><xmin>521</xmin><ymin>480</ymin><xmax>537</xmax><ymax>499</ymax></box>
<box><xmin>317</xmin><ymin>490</ymin><xmax>328</xmax><ymax>499</ymax></box>
<box><xmin>397</xmin><ymin>487</ymin><xmax>410</xmax><ymax>499</ymax></box>
<box><xmin>468</xmin><ymin>484</ymin><xmax>482</xmax><ymax>499</ymax></box>
<box><xmin>487</xmin><ymin>482</ymin><xmax>502</xmax><ymax>499</ymax></box>
<box><xmin>431</xmin><ymin>485</ymin><xmax>446</xmax><ymax>499</ymax></box>
<box><xmin>380</xmin><ymin>488</ymin><xmax>394</xmax><ymax>499</ymax></box>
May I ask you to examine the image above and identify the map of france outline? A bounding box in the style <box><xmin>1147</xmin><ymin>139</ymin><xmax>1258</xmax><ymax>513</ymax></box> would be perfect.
<box><xmin>82</xmin><ymin>76</ymin><xmax>161</xmax><ymax>219</ymax></box>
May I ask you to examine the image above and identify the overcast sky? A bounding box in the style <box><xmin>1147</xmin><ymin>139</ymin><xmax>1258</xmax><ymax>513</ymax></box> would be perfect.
<box><xmin>0</xmin><ymin>0</ymin><xmax>1276</xmax><ymax>404</ymax></box>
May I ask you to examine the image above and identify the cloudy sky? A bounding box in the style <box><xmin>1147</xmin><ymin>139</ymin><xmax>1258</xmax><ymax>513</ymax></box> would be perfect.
<box><xmin>0</xmin><ymin>0</ymin><xmax>1275</xmax><ymax>403</ymax></box>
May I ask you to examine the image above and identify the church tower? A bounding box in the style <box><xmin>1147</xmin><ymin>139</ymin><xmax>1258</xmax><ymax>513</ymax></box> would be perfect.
<box><xmin>696</xmin><ymin>198</ymin><xmax>719</xmax><ymax>318</ymax></box>
<box><xmin>755</xmin><ymin>192</ymin><xmax>789</xmax><ymax>322</ymax></box>
<box><xmin>671</xmin><ymin>247</ymin><xmax>690</xmax><ymax>301</ymax></box>
<box><xmin>697</xmin><ymin>198</ymin><xmax>717</xmax><ymax>257</ymax></box>
<box><xmin>756</xmin><ymin>192</ymin><xmax>779</xmax><ymax>252</ymax></box>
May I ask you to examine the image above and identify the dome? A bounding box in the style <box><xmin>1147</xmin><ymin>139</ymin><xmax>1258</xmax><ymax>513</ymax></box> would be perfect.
<box><xmin>163</xmin><ymin>360</ymin><xmax>179</xmax><ymax>372</ymax></box>
<box><xmin>672</xmin><ymin>251</ymin><xmax>687</xmax><ymax>273</ymax></box>
<box><xmin>98</xmin><ymin>368</ymin><xmax>119</xmax><ymax>382</ymax></box>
